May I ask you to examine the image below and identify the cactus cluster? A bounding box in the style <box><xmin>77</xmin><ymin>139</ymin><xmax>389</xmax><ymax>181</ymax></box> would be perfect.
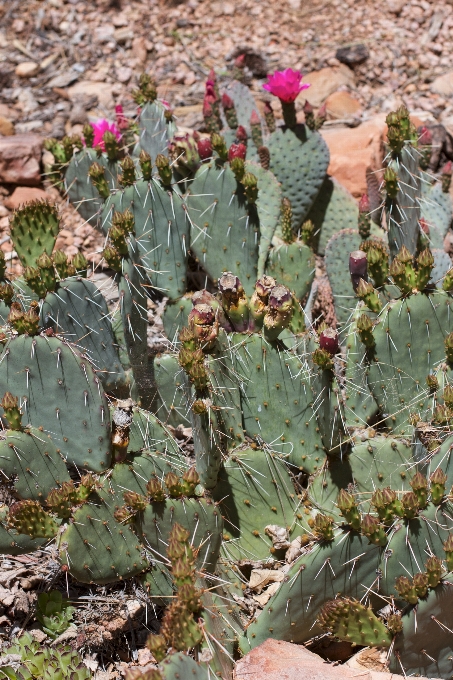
<box><xmin>1</xmin><ymin>70</ymin><xmax>453</xmax><ymax>679</ymax></box>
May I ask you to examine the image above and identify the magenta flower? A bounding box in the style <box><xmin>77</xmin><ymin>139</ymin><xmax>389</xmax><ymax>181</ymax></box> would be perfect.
<box><xmin>263</xmin><ymin>68</ymin><xmax>310</xmax><ymax>103</ymax></box>
<box><xmin>86</xmin><ymin>119</ymin><xmax>122</xmax><ymax>151</ymax></box>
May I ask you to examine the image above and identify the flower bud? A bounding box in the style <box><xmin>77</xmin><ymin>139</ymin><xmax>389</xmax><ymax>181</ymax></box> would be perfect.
<box><xmin>430</xmin><ymin>467</ymin><xmax>447</xmax><ymax>505</ymax></box>
<box><xmin>0</xmin><ymin>282</ymin><xmax>14</xmax><ymax>305</ymax></box>
<box><xmin>241</xmin><ymin>172</ymin><xmax>258</xmax><ymax>203</ymax></box>
<box><xmin>0</xmin><ymin>392</ymin><xmax>22</xmax><ymax>431</ymax></box>
<box><xmin>155</xmin><ymin>154</ymin><xmax>172</xmax><ymax>185</ymax></box>
<box><xmin>395</xmin><ymin>575</ymin><xmax>418</xmax><ymax>604</ymax></box>
<box><xmin>425</xmin><ymin>555</ymin><xmax>442</xmax><ymax>588</ymax></box>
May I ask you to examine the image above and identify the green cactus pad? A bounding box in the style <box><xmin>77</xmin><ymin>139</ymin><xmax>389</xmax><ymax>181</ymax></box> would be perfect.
<box><xmin>381</xmin><ymin>503</ymin><xmax>453</xmax><ymax>594</ymax></box>
<box><xmin>0</xmin><ymin>427</ymin><xmax>70</xmax><ymax>502</ymax></box>
<box><xmin>60</xmin><ymin>497</ymin><xmax>148</xmax><ymax>584</ymax></box>
<box><xmin>0</xmin><ymin>335</ymin><xmax>112</xmax><ymax>472</ymax></box>
<box><xmin>267</xmin><ymin>125</ymin><xmax>330</xmax><ymax>231</ymax></box>
<box><xmin>325</xmin><ymin>229</ymin><xmax>361</xmax><ymax>326</ymax></box>
<box><xmin>240</xmin><ymin>530</ymin><xmax>383</xmax><ymax>651</ymax></box>
<box><xmin>162</xmin><ymin>296</ymin><xmax>192</xmax><ymax>342</ymax></box>
<box><xmin>139</xmin><ymin>562</ymin><xmax>174</xmax><ymax>604</ymax></box>
<box><xmin>211</xmin><ymin>447</ymin><xmax>298</xmax><ymax>561</ymax></box>
<box><xmin>266</xmin><ymin>240</ymin><xmax>315</xmax><ymax>301</ymax></box>
<box><xmin>102</xmin><ymin>180</ymin><xmax>189</xmax><ymax>301</ymax></box>
<box><xmin>187</xmin><ymin>162</ymin><xmax>260</xmax><ymax>297</ymax></box>
<box><xmin>136</xmin><ymin>100</ymin><xmax>175</xmax><ymax>160</ymax></box>
<box><xmin>117</xmin><ymin>237</ymin><xmax>150</xmax><ymax>403</ymax></box>
<box><xmin>41</xmin><ymin>277</ymin><xmax>128</xmax><ymax>395</ymax></box>
<box><xmin>223</xmin><ymin>332</ymin><xmax>325</xmax><ymax>474</ymax></box>
<box><xmin>386</xmin><ymin>144</ymin><xmax>421</xmax><ymax>259</ymax></box>
<box><xmin>308</xmin><ymin>455</ymin><xmax>353</xmax><ymax>525</ymax></box>
<box><xmin>244</xmin><ymin>161</ymin><xmax>282</xmax><ymax>279</ymax></box>
<box><xmin>421</xmin><ymin>177</ymin><xmax>452</xmax><ymax>244</ymax></box>
<box><xmin>389</xmin><ymin>582</ymin><xmax>453</xmax><ymax>678</ymax></box>
<box><xmin>367</xmin><ymin>291</ymin><xmax>453</xmax><ymax>433</ymax></box>
<box><xmin>318</xmin><ymin>597</ymin><xmax>392</xmax><ymax>647</ymax></box>
<box><xmin>307</xmin><ymin>177</ymin><xmax>359</xmax><ymax>256</ymax></box>
<box><xmin>153</xmin><ymin>353</ymin><xmax>191</xmax><ymax>428</ymax></box>
<box><xmin>9</xmin><ymin>200</ymin><xmax>60</xmax><ymax>269</ymax></box>
<box><xmin>0</xmin><ymin>505</ymin><xmax>47</xmax><ymax>555</ymax></box>
<box><xmin>431</xmin><ymin>249</ymin><xmax>452</xmax><ymax>288</ymax></box>
<box><xmin>128</xmin><ymin>407</ymin><xmax>181</xmax><ymax>457</ymax></box>
<box><xmin>136</xmin><ymin>497</ymin><xmax>223</xmax><ymax>574</ymax></box>
<box><xmin>66</xmin><ymin>148</ymin><xmax>118</xmax><ymax>228</ymax></box>
<box><xmin>344</xmin><ymin>309</ymin><xmax>380</xmax><ymax>429</ymax></box>
<box><xmin>159</xmin><ymin>652</ymin><xmax>208</xmax><ymax>680</ymax></box>
<box><xmin>349</xmin><ymin>435</ymin><xmax>414</xmax><ymax>496</ymax></box>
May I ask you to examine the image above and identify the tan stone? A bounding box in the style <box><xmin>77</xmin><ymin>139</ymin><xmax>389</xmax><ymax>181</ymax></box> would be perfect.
<box><xmin>15</xmin><ymin>61</ymin><xmax>40</xmax><ymax>78</ymax></box>
<box><xmin>234</xmin><ymin>639</ymin><xmax>436</xmax><ymax>680</ymax></box>
<box><xmin>0</xmin><ymin>116</ymin><xmax>14</xmax><ymax>136</ymax></box>
<box><xmin>325</xmin><ymin>91</ymin><xmax>362</xmax><ymax>120</ymax></box>
<box><xmin>321</xmin><ymin>115</ymin><xmax>387</xmax><ymax>197</ymax></box>
<box><xmin>431</xmin><ymin>71</ymin><xmax>453</xmax><ymax>97</ymax></box>
<box><xmin>132</xmin><ymin>36</ymin><xmax>148</xmax><ymax>64</ymax></box>
<box><xmin>0</xmin><ymin>134</ymin><xmax>42</xmax><ymax>186</ymax></box>
<box><xmin>4</xmin><ymin>186</ymin><xmax>48</xmax><ymax>210</ymax></box>
<box><xmin>303</xmin><ymin>65</ymin><xmax>356</xmax><ymax>107</ymax></box>
<box><xmin>67</xmin><ymin>81</ymin><xmax>114</xmax><ymax>109</ymax></box>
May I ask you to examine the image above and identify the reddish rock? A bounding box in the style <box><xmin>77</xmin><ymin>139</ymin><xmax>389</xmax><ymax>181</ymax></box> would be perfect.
<box><xmin>0</xmin><ymin>134</ymin><xmax>42</xmax><ymax>186</ymax></box>
<box><xmin>4</xmin><ymin>186</ymin><xmax>48</xmax><ymax>210</ymax></box>
<box><xmin>325</xmin><ymin>91</ymin><xmax>362</xmax><ymax>120</ymax></box>
<box><xmin>234</xmin><ymin>639</ymin><xmax>433</xmax><ymax>680</ymax></box>
<box><xmin>321</xmin><ymin>116</ymin><xmax>386</xmax><ymax>198</ymax></box>
<box><xmin>302</xmin><ymin>65</ymin><xmax>355</xmax><ymax>108</ymax></box>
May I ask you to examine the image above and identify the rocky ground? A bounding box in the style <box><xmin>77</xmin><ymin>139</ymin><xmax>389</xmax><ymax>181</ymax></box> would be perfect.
<box><xmin>0</xmin><ymin>0</ymin><xmax>453</xmax><ymax>678</ymax></box>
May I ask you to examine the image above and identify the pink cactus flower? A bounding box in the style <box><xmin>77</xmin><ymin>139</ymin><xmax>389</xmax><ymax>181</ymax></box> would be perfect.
<box><xmin>87</xmin><ymin>119</ymin><xmax>122</xmax><ymax>150</ymax></box>
<box><xmin>263</xmin><ymin>68</ymin><xmax>310</xmax><ymax>103</ymax></box>
<box><xmin>418</xmin><ymin>126</ymin><xmax>432</xmax><ymax>146</ymax></box>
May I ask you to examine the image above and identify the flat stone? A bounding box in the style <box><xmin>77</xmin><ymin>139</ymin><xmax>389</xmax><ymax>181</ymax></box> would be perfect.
<box><xmin>0</xmin><ymin>116</ymin><xmax>14</xmax><ymax>136</ymax></box>
<box><xmin>325</xmin><ymin>91</ymin><xmax>362</xmax><ymax>119</ymax></box>
<box><xmin>234</xmin><ymin>639</ymin><xmax>436</xmax><ymax>680</ymax></box>
<box><xmin>321</xmin><ymin>115</ymin><xmax>387</xmax><ymax>197</ymax></box>
<box><xmin>0</xmin><ymin>134</ymin><xmax>42</xmax><ymax>186</ymax></box>
<box><xmin>303</xmin><ymin>65</ymin><xmax>356</xmax><ymax>107</ymax></box>
<box><xmin>67</xmin><ymin>80</ymin><xmax>114</xmax><ymax>109</ymax></box>
<box><xmin>431</xmin><ymin>71</ymin><xmax>453</xmax><ymax>97</ymax></box>
<box><xmin>4</xmin><ymin>186</ymin><xmax>48</xmax><ymax>210</ymax></box>
<box><xmin>15</xmin><ymin>61</ymin><xmax>40</xmax><ymax>78</ymax></box>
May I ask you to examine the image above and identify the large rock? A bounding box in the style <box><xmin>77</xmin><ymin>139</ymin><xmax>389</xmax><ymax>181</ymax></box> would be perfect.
<box><xmin>431</xmin><ymin>71</ymin><xmax>453</xmax><ymax>97</ymax></box>
<box><xmin>0</xmin><ymin>134</ymin><xmax>42</xmax><ymax>186</ymax></box>
<box><xmin>321</xmin><ymin>116</ymin><xmax>387</xmax><ymax>198</ymax></box>
<box><xmin>4</xmin><ymin>186</ymin><xmax>48</xmax><ymax>210</ymax></box>
<box><xmin>303</xmin><ymin>65</ymin><xmax>355</xmax><ymax>107</ymax></box>
<box><xmin>67</xmin><ymin>81</ymin><xmax>114</xmax><ymax>109</ymax></box>
<box><xmin>234</xmin><ymin>639</ymin><xmax>435</xmax><ymax>680</ymax></box>
<box><xmin>325</xmin><ymin>91</ymin><xmax>362</xmax><ymax>120</ymax></box>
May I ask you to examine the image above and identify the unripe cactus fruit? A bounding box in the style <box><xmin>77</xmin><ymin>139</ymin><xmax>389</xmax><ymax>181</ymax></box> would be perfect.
<box><xmin>0</xmin><ymin>392</ymin><xmax>22</xmax><ymax>430</ymax></box>
<box><xmin>211</xmin><ymin>132</ymin><xmax>228</xmax><ymax>161</ymax></box>
<box><xmin>357</xmin><ymin>314</ymin><xmax>375</xmax><ymax>348</ymax></box>
<box><xmin>188</xmin><ymin>303</ymin><xmax>218</xmax><ymax>350</ymax></box>
<box><xmin>82</xmin><ymin>123</ymin><xmax>94</xmax><ymax>148</ymax></box>
<box><xmin>250</xmin><ymin>110</ymin><xmax>263</xmax><ymax>148</ymax></box>
<box><xmin>102</xmin><ymin>245</ymin><xmax>122</xmax><ymax>272</ymax></box>
<box><xmin>312</xmin><ymin>513</ymin><xmax>334</xmax><ymax>541</ymax></box>
<box><xmin>425</xmin><ymin>556</ymin><xmax>442</xmax><ymax>588</ymax></box>
<box><xmin>230</xmin><ymin>156</ymin><xmax>245</xmax><ymax>181</ymax></box>
<box><xmin>410</xmin><ymin>472</ymin><xmax>429</xmax><ymax>508</ymax></box>
<box><xmin>263</xmin><ymin>100</ymin><xmax>276</xmax><ymax>132</ymax></box>
<box><xmin>401</xmin><ymin>491</ymin><xmax>420</xmax><ymax>519</ymax></box>
<box><xmin>443</xmin><ymin>534</ymin><xmax>453</xmax><ymax>570</ymax></box>
<box><xmin>356</xmin><ymin>279</ymin><xmax>382</xmax><ymax>313</ymax></box>
<box><xmin>416</xmin><ymin>248</ymin><xmax>434</xmax><ymax>291</ymax></box>
<box><xmin>358</xmin><ymin>194</ymin><xmax>371</xmax><ymax>239</ymax></box>
<box><xmin>430</xmin><ymin>468</ymin><xmax>447</xmax><ymax>505</ymax></box>
<box><xmin>156</xmin><ymin>154</ymin><xmax>172</xmax><ymax>185</ymax></box>
<box><xmin>360</xmin><ymin>514</ymin><xmax>387</xmax><ymax>546</ymax></box>
<box><xmin>119</xmin><ymin>155</ymin><xmax>136</xmax><ymax>186</ymax></box>
<box><xmin>146</xmin><ymin>477</ymin><xmax>166</xmax><ymax>502</ymax></box>
<box><xmin>384</xmin><ymin>167</ymin><xmax>399</xmax><ymax>198</ymax></box>
<box><xmin>146</xmin><ymin>633</ymin><xmax>167</xmax><ymax>663</ymax></box>
<box><xmin>222</xmin><ymin>93</ymin><xmax>238</xmax><ymax>129</ymax></box>
<box><xmin>412</xmin><ymin>572</ymin><xmax>428</xmax><ymax>598</ymax></box>
<box><xmin>0</xmin><ymin>282</ymin><xmax>14</xmax><ymax>305</ymax></box>
<box><xmin>395</xmin><ymin>575</ymin><xmax>418</xmax><ymax>604</ymax></box>
<box><xmin>88</xmin><ymin>162</ymin><xmax>110</xmax><ymax>198</ymax></box>
<box><xmin>336</xmin><ymin>489</ymin><xmax>361</xmax><ymax>531</ymax></box>
<box><xmin>241</xmin><ymin>172</ymin><xmax>259</xmax><ymax>204</ymax></box>
<box><xmin>426</xmin><ymin>374</ymin><xmax>439</xmax><ymax>392</ymax></box>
